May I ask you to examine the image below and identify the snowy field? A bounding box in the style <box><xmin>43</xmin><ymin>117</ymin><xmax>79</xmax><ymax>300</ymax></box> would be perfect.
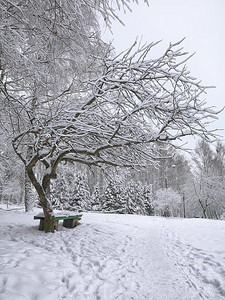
<box><xmin>0</xmin><ymin>208</ymin><xmax>225</xmax><ymax>300</ymax></box>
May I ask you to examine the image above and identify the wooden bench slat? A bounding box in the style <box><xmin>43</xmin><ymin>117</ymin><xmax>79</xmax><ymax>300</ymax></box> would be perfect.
<box><xmin>34</xmin><ymin>215</ymin><xmax>82</xmax><ymax>220</ymax></box>
<box><xmin>34</xmin><ymin>212</ymin><xmax>82</xmax><ymax>231</ymax></box>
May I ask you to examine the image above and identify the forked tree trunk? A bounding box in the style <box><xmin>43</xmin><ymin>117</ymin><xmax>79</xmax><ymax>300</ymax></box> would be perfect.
<box><xmin>42</xmin><ymin>174</ymin><xmax>55</xmax><ymax>232</ymax></box>
<box><xmin>26</xmin><ymin>166</ymin><xmax>55</xmax><ymax>232</ymax></box>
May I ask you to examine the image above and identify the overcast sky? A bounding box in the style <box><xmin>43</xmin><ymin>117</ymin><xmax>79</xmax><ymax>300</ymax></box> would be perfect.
<box><xmin>103</xmin><ymin>0</ymin><xmax>225</xmax><ymax>149</ymax></box>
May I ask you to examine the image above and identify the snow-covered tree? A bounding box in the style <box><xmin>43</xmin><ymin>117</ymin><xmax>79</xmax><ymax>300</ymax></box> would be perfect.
<box><xmin>1</xmin><ymin>1</ymin><xmax>219</xmax><ymax>231</ymax></box>
<box><xmin>133</xmin><ymin>182</ymin><xmax>146</xmax><ymax>215</ymax></box>
<box><xmin>154</xmin><ymin>188</ymin><xmax>181</xmax><ymax>217</ymax></box>
<box><xmin>50</xmin><ymin>169</ymin><xmax>91</xmax><ymax>211</ymax></box>
<box><xmin>71</xmin><ymin>172</ymin><xmax>91</xmax><ymax>211</ymax></box>
<box><xmin>101</xmin><ymin>177</ymin><xmax>126</xmax><ymax>213</ymax></box>
<box><xmin>50</xmin><ymin>173</ymin><xmax>68</xmax><ymax>210</ymax></box>
<box><xmin>90</xmin><ymin>184</ymin><xmax>102</xmax><ymax>211</ymax></box>
<box><xmin>188</xmin><ymin>140</ymin><xmax>225</xmax><ymax>218</ymax></box>
<box><xmin>0</xmin><ymin>132</ymin><xmax>24</xmax><ymax>207</ymax></box>
<box><xmin>123</xmin><ymin>182</ymin><xmax>137</xmax><ymax>214</ymax></box>
<box><xmin>143</xmin><ymin>185</ymin><xmax>154</xmax><ymax>215</ymax></box>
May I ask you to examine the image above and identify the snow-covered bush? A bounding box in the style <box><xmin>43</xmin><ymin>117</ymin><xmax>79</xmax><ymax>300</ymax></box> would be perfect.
<box><xmin>154</xmin><ymin>188</ymin><xmax>181</xmax><ymax>217</ymax></box>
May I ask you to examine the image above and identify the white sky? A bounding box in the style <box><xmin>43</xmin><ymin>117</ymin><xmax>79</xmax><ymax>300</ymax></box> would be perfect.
<box><xmin>102</xmin><ymin>0</ymin><xmax>225</xmax><ymax>149</ymax></box>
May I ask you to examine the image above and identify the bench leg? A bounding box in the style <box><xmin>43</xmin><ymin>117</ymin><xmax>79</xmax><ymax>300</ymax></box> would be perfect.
<box><xmin>54</xmin><ymin>220</ymin><xmax>59</xmax><ymax>231</ymax></box>
<box><xmin>63</xmin><ymin>218</ymin><xmax>78</xmax><ymax>228</ymax></box>
<box><xmin>72</xmin><ymin>218</ymin><xmax>78</xmax><ymax>227</ymax></box>
<box><xmin>39</xmin><ymin>219</ymin><xmax>45</xmax><ymax>231</ymax></box>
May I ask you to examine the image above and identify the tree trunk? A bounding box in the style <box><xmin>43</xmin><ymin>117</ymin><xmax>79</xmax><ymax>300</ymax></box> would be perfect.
<box><xmin>198</xmin><ymin>198</ymin><xmax>208</xmax><ymax>219</ymax></box>
<box><xmin>182</xmin><ymin>195</ymin><xmax>186</xmax><ymax>218</ymax></box>
<box><xmin>42</xmin><ymin>174</ymin><xmax>55</xmax><ymax>232</ymax></box>
<box><xmin>24</xmin><ymin>169</ymin><xmax>34</xmax><ymax>212</ymax></box>
<box><xmin>202</xmin><ymin>208</ymin><xmax>208</xmax><ymax>219</ymax></box>
<box><xmin>25</xmin><ymin>146</ymin><xmax>34</xmax><ymax>212</ymax></box>
<box><xmin>26</xmin><ymin>166</ymin><xmax>55</xmax><ymax>232</ymax></box>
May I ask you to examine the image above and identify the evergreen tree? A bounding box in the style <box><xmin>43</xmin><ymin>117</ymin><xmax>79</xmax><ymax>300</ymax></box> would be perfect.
<box><xmin>143</xmin><ymin>185</ymin><xmax>154</xmax><ymax>215</ymax></box>
<box><xmin>124</xmin><ymin>182</ymin><xmax>137</xmax><ymax>214</ymax></box>
<box><xmin>50</xmin><ymin>175</ymin><xmax>65</xmax><ymax>210</ymax></box>
<box><xmin>71</xmin><ymin>172</ymin><xmax>90</xmax><ymax>211</ymax></box>
<box><xmin>102</xmin><ymin>180</ymin><xmax>117</xmax><ymax>212</ymax></box>
<box><xmin>90</xmin><ymin>184</ymin><xmax>102</xmax><ymax>211</ymax></box>
<box><xmin>102</xmin><ymin>178</ymin><xmax>125</xmax><ymax>213</ymax></box>
<box><xmin>134</xmin><ymin>182</ymin><xmax>146</xmax><ymax>215</ymax></box>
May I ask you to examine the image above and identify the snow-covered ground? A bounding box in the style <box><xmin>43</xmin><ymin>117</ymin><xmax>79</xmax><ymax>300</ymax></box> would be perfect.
<box><xmin>0</xmin><ymin>208</ymin><xmax>225</xmax><ymax>300</ymax></box>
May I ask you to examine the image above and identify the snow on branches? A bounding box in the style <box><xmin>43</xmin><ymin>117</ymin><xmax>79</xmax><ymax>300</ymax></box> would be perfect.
<box><xmin>12</xmin><ymin>40</ymin><xmax>218</xmax><ymax>171</ymax></box>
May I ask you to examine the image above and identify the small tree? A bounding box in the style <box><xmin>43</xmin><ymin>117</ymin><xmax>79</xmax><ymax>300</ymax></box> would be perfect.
<box><xmin>143</xmin><ymin>185</ymin><xmax>154</xmax><ymax>215</ymax></box>
<box><xmin>50</xmin><ymin>174</ymin><xmax>67</xmax><ymax>210</ymax></box>
<box><xmin>71</xmin><ymin>172</ymin><xmax>91</xmax><ymax>211</ymax></box>
<box><xmin>90</xmin><ymin>184</ymin><xmax>102</xmax><ymax>212</ymax></box>
<box><xmin>102</xmin><ymin>178</ymin><xmax>125</xmax><ymax>213</ymax></box>
<box><xmin>124</xmin><ymin>182</ymin><xmax>137</xmax><ymax>214</ymax></box>
<box><xmin>133</xmin><ymin>182</ymin><xmax>146</xmax><ymax>215</ymax></box>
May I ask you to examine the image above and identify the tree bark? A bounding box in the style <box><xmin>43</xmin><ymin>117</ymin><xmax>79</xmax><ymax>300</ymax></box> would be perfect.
<box><xmin>198</xmin><ymin>199</ymin><xmax>208</xmax><ymax>219</ymax></box>
<box><xmin>24</xmin><ymin>145</ymin><xmax>34</xmax><ymax>212</ymax></box>
<box><xmin>182</xmin><ymin>195</ymin><xmax>186</xmax><ymax>218</ymax></box>
<box><xmin>42</xmin><ymin>174</ymin><xmax>55</xmax><ymax>232</ymax></box>
<box><xmin>24</xmin><ymin>169</ymin><xmax>34</xmax><ymax>212</ymax></box>
<box><xmin>26</xmin><ymin>166</ymin><xmax>55</xmax><ymax>232</ymax></box>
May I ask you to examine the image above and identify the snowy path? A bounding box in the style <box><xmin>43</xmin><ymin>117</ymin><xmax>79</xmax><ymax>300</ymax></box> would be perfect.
<box><xmin>0</xmin><ymin>211</ymin><xmax>225</xmax><ymax>299</ymax></box>
<box><xmin>163</xmin><ymin>218</ymin><xmax>225</xmax><ymax>299</ymax></box>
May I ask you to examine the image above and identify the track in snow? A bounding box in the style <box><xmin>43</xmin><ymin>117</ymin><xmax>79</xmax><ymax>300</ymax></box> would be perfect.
<box><xmin>0</xmin><ymin>211</ymin><xmax>224</xmax><ymax>300</ymax></box>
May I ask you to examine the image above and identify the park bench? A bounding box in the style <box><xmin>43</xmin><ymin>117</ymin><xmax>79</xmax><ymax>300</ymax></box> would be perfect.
<box><xmin>34</xmin><ymin>211</ymin><xmax>82</xmax><ymax>231</ymax></box>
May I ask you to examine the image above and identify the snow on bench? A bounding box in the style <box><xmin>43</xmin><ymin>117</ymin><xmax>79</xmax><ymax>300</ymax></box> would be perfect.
<box><xmin>34</xmin><ymin>211</ymin><xmax>82</xmax><ymax>231</ymax></box>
